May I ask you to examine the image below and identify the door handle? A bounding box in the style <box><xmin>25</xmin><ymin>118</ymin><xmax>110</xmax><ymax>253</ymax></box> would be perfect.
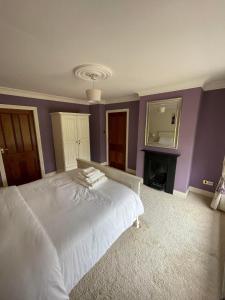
<box><xmin>0</xmin><ymin>148</ymin><xmax>8</xmax><ymax>154</ymax></box>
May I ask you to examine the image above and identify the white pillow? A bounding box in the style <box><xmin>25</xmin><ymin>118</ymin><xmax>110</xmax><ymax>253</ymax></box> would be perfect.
<box><xmin>159</xmin><ymin>136</ymin><xmax>173</xmax><ymax>146</ymax></box>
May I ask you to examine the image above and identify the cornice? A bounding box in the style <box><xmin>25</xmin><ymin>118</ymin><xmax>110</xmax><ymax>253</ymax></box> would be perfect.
<box><xmin>137</xmin><ymin>78</ymin><xmax>225</xmax><ymax>97</ymax></box>
<box><xmin>104</xmin><ymin>94</ymin><xmax>139</xmax><ymax>104</ymax></box>
<box><xmin>0</xmin><ymin>86</ymin><xmax>140</xmax><ymax>105</ymax></box>
<box><xmin>0</xmin><ymin>86</ymin><xmax>90</xmax><ymax>105</ymax></box>
<box><xmin>137</xmin><ymin>79</ymin><xmax>205</xmax><ymax>97</ymax></box>
<box><xmin>203</xmin><ymin>79</ymin><xmax>225</xmax><ymax>91</ymax></box>
<box><xmin>1</xmin><ymin>79</ymin><xmax>225</xmax><ymax>107</ymax></box>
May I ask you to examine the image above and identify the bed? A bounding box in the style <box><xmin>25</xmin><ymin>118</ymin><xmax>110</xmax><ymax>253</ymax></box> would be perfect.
<box><xmin>0</xmin><ymin>159</ymin><xmax>144</xmax><ymax>300</ymax></box>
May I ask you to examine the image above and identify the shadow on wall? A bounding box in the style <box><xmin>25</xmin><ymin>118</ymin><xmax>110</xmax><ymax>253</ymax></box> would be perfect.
<box><xmin>190</xmin><ymin>89</ymin><xmax>225</xmax><ymax>192</ymax></box>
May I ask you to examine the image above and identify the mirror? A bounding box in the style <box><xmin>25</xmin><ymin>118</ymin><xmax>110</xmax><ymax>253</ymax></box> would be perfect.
<box><xmin>145</xmin><ymin>98</ymin><xmax>182</xmax><ymax>149</ymax></box>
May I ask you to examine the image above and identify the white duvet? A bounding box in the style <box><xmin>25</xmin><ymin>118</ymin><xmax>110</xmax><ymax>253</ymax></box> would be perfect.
<box><xmin>0</xmin><ymin>186</ymin><xmax>68</xmax><ymax>300</ymax></box>
<box><xmin>0</xmin><ymin>171</ymin><xmax>144</xmax><ymax>299</ymax></box>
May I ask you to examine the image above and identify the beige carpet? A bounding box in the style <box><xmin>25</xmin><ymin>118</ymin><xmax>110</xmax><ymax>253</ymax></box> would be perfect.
<box><xmin>70</xmin><ymin>185</ymin><xmax>225</xmax><ymax>300</ymax></box>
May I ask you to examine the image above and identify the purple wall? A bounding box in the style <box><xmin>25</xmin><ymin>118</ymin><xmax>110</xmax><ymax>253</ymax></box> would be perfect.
<box><xmin>89</xmin><ymin>104</ymin><xmax>106</xmax><ymax>162</ymax></box>
<box><xmin>0</xmin><ymin>94</ymin><xmax>89</xmax><ymax>173</ymax></box>
<box><xmin>86</xmin><ymin>101</ymin><xmax>140</xmax><ymax>170</ymax></box>
<box><xmin>1</xmin><ymin>88</ymin><xmax>224</xmax><ymax>193</ymax></box>
<box><xmin>136</xmin><ymin>88</ymin><xmax>202</xmax><ymax>192</ymax></box>
<box><xmin>190</xmin><ymin>89</ymin><xmax>225</xmax><ymax>192</ymax></box>
<box><xmin>0</xmin><ymin>94</ymin><xmax>139</xmax><ymax>176</ymax></box>
<box><xmin>105</xmin><ymin>101</ymin><xmax>140</xmax><ymax>170</ymax></box>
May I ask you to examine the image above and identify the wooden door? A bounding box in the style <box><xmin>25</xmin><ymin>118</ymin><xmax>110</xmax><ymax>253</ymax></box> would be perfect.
<box><xmin>77</xmin><ymin>116</ymin><xmax>90</xmax><ymax>161</ymax></box>
<box><xmin>0</xmin><ymin>109</ymin><xmax>41</xmax><ymax>186</ymax></box>
<box><xmin>61</xmin><ymin>115</ymin><xmax>78</xmax><ymax>170</ymax></box>
<box><xmin>108</xmin><ymin>112</ymin><xmax>127</xmax><ymax>171</ymax></box>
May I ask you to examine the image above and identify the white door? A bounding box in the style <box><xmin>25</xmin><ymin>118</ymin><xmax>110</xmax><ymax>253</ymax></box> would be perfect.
<box><xmin>61</xmin><ymin>116</ymin><xmax>78</xmax><ymax>170</ymax></box>
<box><xmin>76</xmin><ymin>116</ymin><xmax>90</xmax><ymax>161</ymax></box>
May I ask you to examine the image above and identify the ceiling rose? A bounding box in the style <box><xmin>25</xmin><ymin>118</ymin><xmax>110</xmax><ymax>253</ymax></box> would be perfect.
<box><xmin>74</xmin><ymin>64</ymin><xmax>112</xmax><ymax>103</ymax></box>
<box><xmin>74</xmin><ymin>64</ymin><xmax>112</xmax><ymax>81</ymax></box>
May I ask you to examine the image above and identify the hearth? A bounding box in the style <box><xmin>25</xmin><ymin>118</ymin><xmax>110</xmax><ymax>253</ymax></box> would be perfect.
<box><xmin>143</xmin><ymin>150</ymin><xmax>180</xmax><ymax>194</ymax></box>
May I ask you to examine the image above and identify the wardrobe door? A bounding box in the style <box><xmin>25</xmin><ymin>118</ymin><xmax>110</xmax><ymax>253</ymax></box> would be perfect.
<box><xmin>76</xmin><ymin>116</ymin><xmax>90</xmax><ymax>161</ymax></box>
<box><xmin>61</xmin><ymin>116</ymin><xmax>78</xmax><ymax>170</ymax></box>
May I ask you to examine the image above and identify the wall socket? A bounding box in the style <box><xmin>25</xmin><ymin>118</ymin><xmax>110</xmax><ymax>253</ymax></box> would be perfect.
<box><xmin>203</xmin><ymin>179</ymin><xmax>214</xmax><ymax>186</ymax></box>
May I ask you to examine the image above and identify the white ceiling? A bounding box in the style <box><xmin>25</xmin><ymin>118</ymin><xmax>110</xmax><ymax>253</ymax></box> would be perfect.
<box><xmin>1</xmin><ymin>0</ymin><xmax>225</xmax><ymax>102</ymax></box>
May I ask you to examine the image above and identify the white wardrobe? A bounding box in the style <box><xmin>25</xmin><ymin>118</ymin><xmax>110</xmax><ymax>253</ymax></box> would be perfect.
<box><xmin>51</xmin><ymin>112</ymin><xmax>90</xmax><ymax>171</ymax></box>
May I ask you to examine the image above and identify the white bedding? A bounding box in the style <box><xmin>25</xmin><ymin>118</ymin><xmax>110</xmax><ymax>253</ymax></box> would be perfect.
<box><xmin>0</xmin><ymin>170</ymin><xmax>144</xmax><ymax>299</ymax></box>
<box><xmin>0</xmin><ymin>186</ymin><xmax>68</xmax><ymax>300</ymax></box>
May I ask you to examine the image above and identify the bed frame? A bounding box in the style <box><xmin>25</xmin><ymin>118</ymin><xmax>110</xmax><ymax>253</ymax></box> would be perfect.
<box><xmin>77</xmin><ymin>159</ymin><xmax>142</xmax><ymax>228</ymax></box>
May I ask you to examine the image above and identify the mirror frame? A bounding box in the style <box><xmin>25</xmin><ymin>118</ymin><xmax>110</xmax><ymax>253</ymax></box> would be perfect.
<box><xmin>145</xmin><ymin>97</ymin><xmax>182</xmax><ymax>149</ymax></box>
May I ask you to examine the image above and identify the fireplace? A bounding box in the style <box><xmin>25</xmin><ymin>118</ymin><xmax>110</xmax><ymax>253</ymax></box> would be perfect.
<box><xmin>143</xmin><ymin>150</ymin><xmax>180</xmax><ymax>194</ymax></box>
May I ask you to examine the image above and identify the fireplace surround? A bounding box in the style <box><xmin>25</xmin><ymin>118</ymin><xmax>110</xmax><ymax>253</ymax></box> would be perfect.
<box><xmin>143</xmin><ymin>150</ymin><xmax>180</xmax><ymax>194</ymax></box>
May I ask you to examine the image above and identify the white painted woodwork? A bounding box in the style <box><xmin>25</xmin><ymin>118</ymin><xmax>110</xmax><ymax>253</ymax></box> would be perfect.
<box><xmin>76</xmin><ymin>115</ymin><xmax>90</xmax><ymax>161</ymax></box>
<box><xmin>51</xmin><ymin>112</ymin><xmax>90</xmax><ymax>171</ymax></box>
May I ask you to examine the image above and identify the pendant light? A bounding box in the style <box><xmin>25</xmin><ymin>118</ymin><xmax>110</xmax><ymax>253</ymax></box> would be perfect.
<box><xmin>85</xmin><ymin>73</ymin><xmax>101</xmax><ymax>103</ymax></box>
<box><xmin>74</xmin><ymin>64</ymin><xmax>112</xmax><ymax>103</ymax></box>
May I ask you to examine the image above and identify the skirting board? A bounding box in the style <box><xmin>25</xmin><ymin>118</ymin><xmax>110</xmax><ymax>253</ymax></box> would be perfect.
<box><xmin>100</xmin><ymin>162</ymin><xmax>108</xmax><ymax>166</ymax></box>
<box><xmin>127</xmin><ymin>168</ymin><xmax>136</xmax><ymax>175</ymax></box>
<box><xmin>173</xmin><ymin>189</ymin><xmax>189</xmax><ymax>198</ymax></box>
<box><xmin>174</xmin><ymin>187</ymin><xmax>214</xmax><ymax>198</ymax></box>
<box><xmin>189</xmin><ymin>186</ymin><xmax>214</xmax><ymax>198</ymax></box>
<box><xmin>43</xmin><ymin>171</ymin><xmax>56</xmax><ymax>177</ymax></box>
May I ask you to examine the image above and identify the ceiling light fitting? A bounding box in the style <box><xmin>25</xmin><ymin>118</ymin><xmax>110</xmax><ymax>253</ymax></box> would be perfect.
<box><xmin>74</xmin><ymin>64</ymin><xmax>112</xmax><ymax>103</ymax></box>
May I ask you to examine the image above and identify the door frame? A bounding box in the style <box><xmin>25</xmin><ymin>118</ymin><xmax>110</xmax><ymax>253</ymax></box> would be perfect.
<box><xmin>0</xmin><ymin>104</ymin><xmax>45</xmax><ymax>186</ymax></box>
<box><xmin>106</xmin><ymin>109</ymin><xmax>129</xmax><ymax>172</ymax></box>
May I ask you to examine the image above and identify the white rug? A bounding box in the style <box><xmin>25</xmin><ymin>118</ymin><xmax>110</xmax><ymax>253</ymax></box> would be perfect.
<box><xmin>70</xmin><ymin>185</ymin><xmax>225</xmax><ymax>300</ymax></box>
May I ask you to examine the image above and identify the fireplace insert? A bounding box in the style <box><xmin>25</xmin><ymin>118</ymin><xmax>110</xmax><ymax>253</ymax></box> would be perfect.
<box><xmin>143</xmin><ymin>150</ymin><xmax>179</xmax><ymax>194</ymax></box>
